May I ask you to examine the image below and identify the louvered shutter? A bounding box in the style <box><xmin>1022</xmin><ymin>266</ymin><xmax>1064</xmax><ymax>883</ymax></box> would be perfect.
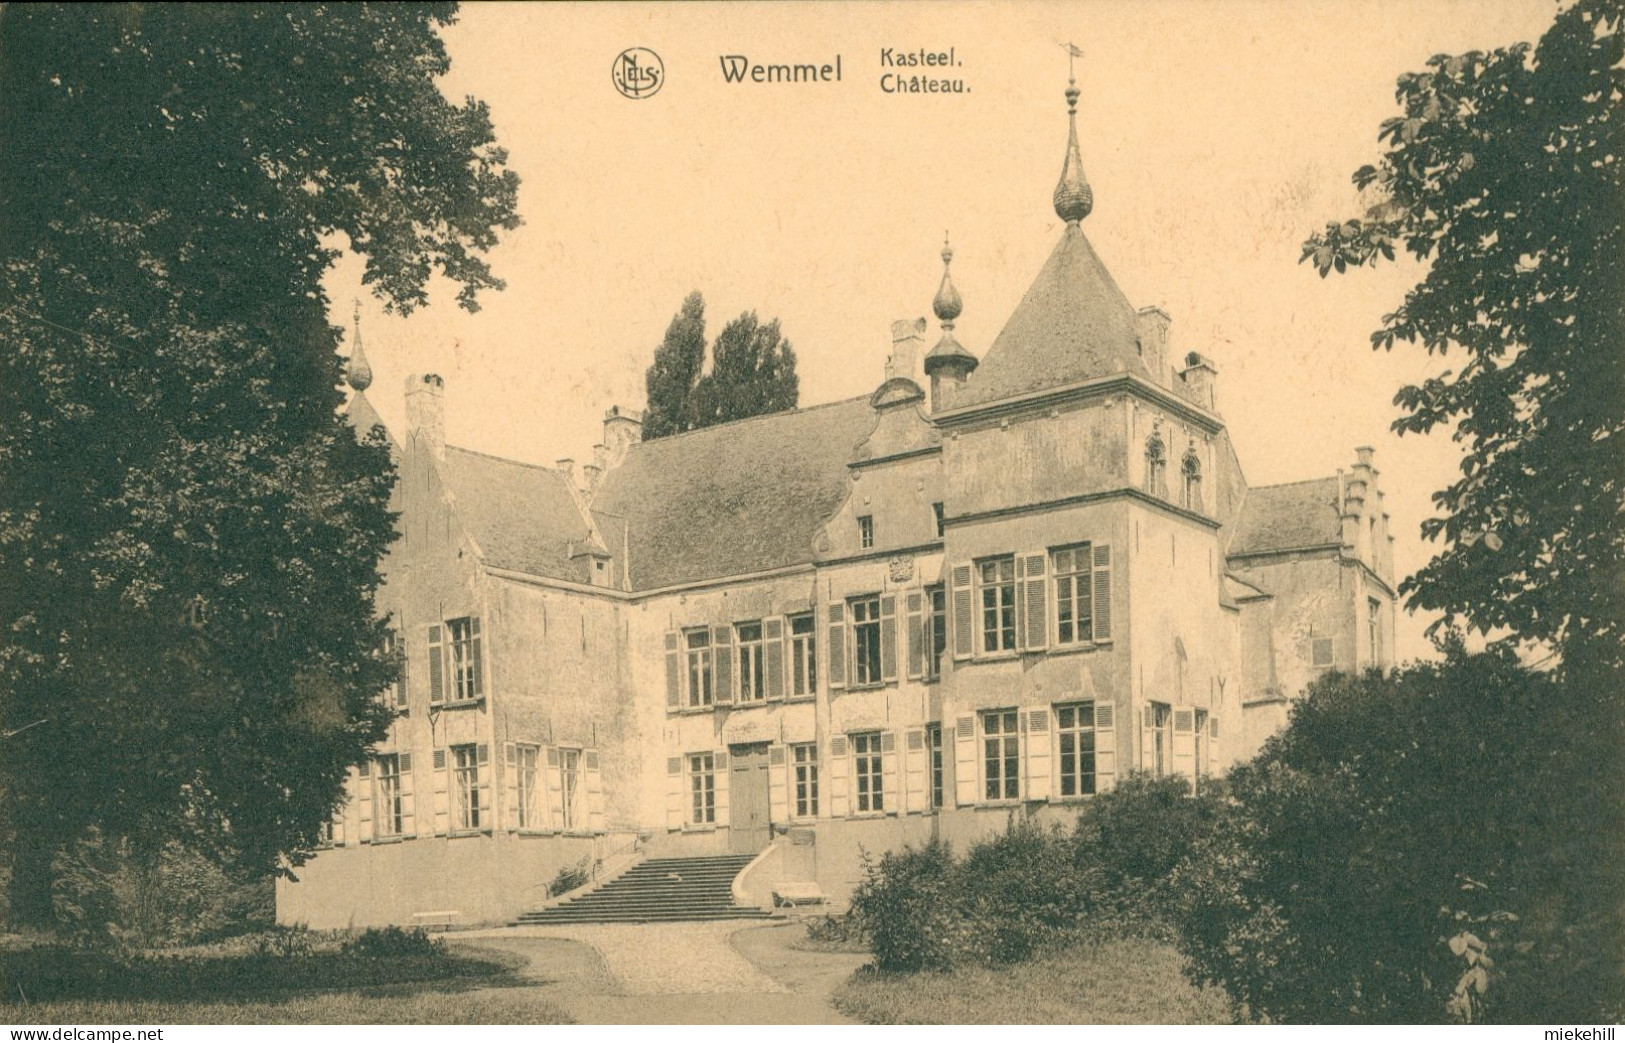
<box><xmin>764</xmin><ymin>618</ymin><xmax>786</xmax><ymax>701</ymax></box>
<box><xmin>476</xmin><ymin>744</ymin><xmax>492</xmax><ymax>829</ymax></box>
<box><xmin>399</xmin><ymin>753</ymin><xmax>416</xmax><ymax>837</ymax></box>
<box><xmin>470</xmin><ymin>617</ymin><xmax>484</xmax><ymax>697</ymax></box>
<box><xmin>664</xmin><ymin>631</ymin><xmax>681</xmax><ymax>709</ymax></box>
<box><xmin>356</xmin><ymin>764</ymin><xmax>374</xmax><ymax>843</ymax></box>
<box><xmin>1141</xmin><ymin>706</ymin><xmax>1158</xmax><ymax>772</ymax></box>
<box><xmin>584</xmin><ymin>750</ymin><xmax>605</xmax><ymax>833</ymax></box>
<box><xmin>951</xmin><ymin>564</ymin><xmax>974</xmax><ymax>659</ymax></box>
<box><xmin>1092</xmin><ymin>545</ymin><xmax>1113</xmax><ymax>642</ymax></box>
<box><xmin>881</xmin><ymin>731</ymin><xmax>899</xmax><ymax>813</ymax></box>
<box><xmin>427</xmin><ymin>624</ymin><xmax>444</xmax><ymax>704</ymax></box>
<box><xmin>330</xmin><ymin>804</ymin><xmax>346</xmax><ymax>847</ymax></box>
<box><xmin>545</xmin><ymin>747</ymin><xmax>565</xmax><ymax>828</ymax></box>
<box><xmin>826</xmin><ymin>604</ymin><xmax>846</xmax><ymax>690</ymax></box>
<box><xmin>828</xmin><ymin>736</ymin><xmax>850</xmax><ymax>817</ymax></box>
<box><xmin>953</xmin><ymin>714</ymin><xmax>978</xmax><ymax>805</ymax></box>
<box><xmin>1020</xmin><ymin>553</ymin><xmax>1048</xmax><ymax>651</ymax></box>
<box><xmin>1173</xmin><ymin>708</ymin><xmax>1196</xmax><ymax>791</ymax></box>
<box><xmin>879</xmin><ymin>595</ymin><xmax>898</xmax><ymax>684</ymax></box>
<box><xmin>431</xmin><ymin>749</ymin><xmax>449</xmax><ymax>836</ymax></box>
<box><xmin>906</xmin><ymin>593</ymin><xmax>924</xmax><ymax>679</ymax></box>
<box><xmin>1094</xmin><ymin>704</ymin><xmax>1117</xmax><ymax>791</ymax></box>
<box><xmin>714</xmin><ymin>750</ymin><xmax>730</xmax><ymax>827</ymax></box>
<box><xmin>665</xmin><ymin>756</ymin><xmax>684</xmax><ymax>830</ymax></box>
<box><xmin>504</xmin><ymin>744</ymin><xmax>520</xmax><ymax>831</ymax></box>
<box><xmin>1024</xmin><ymin>707</ymin><xmax>1052</xmax><ymax>801</ymax></box>
<box><xmin>904</xmin><ymin>728</ymin><xmax>926</xmax><ymax>812</ymax></box>
<box><xmin>769</xmin><ymin>744</ymin><xmax>789</xmax><ymax>822</ymax></box>
<box><xmin>713</xmin><ymin>626</ymin><xmax>734</xmax><ymax>705</ymax></box>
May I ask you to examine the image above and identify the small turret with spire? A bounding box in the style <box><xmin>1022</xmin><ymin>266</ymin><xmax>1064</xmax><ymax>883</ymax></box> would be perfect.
<box><xmin>345</xmin><ymin>299</ymin><xmax>373</xmax><ymax>393</ymax></box>
<box><xmin>922</xmin><ymin>234</ymin><xmax>978</xmax><ymax>412</ymax></box>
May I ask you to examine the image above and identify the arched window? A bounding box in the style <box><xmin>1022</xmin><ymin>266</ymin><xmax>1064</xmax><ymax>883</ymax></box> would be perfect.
<box><xmin>1182</xmin><ymin>448</ymin><xmax>1203</xmax><ymax>512</ymax></box>
<box><xmin>1144</xmin><ymin>433</ymin><xmax>1167</xmax><ymax>497</ymax></box>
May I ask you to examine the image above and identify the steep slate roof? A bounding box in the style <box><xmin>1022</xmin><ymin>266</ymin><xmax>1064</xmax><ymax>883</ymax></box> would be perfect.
<box><xmin>1227</xmin><ymin>476</ymin><xmax>1344</xmax><ymax>557</ymax></box>
<box><xmin>440</xmin><ymin>446</ymin><xmax>601</xmax><ymax>583</ymax></box>
<box><xmin>593</xmin><ymin>397</ymin><xmax>876</xmax><ymax>590</ymax></box>
<box><xmin>952</xmin><ymin>224</ymin><xmax>1149</xmax><ymax>407</ymax></box>
<box><xmin>343</xmin><ymin>392</ymin><xmax>397</xmax><ymax>456</ymax></box>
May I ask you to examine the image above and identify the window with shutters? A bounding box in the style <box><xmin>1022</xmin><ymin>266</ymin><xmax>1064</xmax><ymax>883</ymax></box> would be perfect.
<box><xmin>380</xmin><ymin>630</ymin><xmax>406</xmax><ymax>712</ymax></box>
<box><xmin>1193</xmin><ymin>709</ymin><xmax>1209</xmax><ymax>781</ymax></box>
<box><xmin>852</xmin><ymin>732</ymin><xmax>885</xmax><ymax>812</ymax></box>
<box><xmin>685</xmin><ymin>628</ymin><xmax>714</xmax><ymax>707</ymax></box>
<box><xmin>1182</xmin><ymin>449</ymin><xmax>1203</xmax><ymax>512</ymax></box>
<box><xmin>858</xmin><ymin>515</ymin><xmax>875</xmax><ymax>550</ymax></box>
<box><xmin>1148</xmin><ymin>703</ymin><xmax>1172</xmax><ymax>777</ymax></box>
<box><xmin>516</xmin><ymin>744</ymin><xmax>541</xmax><ymax>829</ymax></box>
<box><xmin>932</xmin><ymin>502</ymin><xmax>945</xmax><ymax>539</ymax></box>
<box><xmin>447</xmin><ymin>617</ymin><xmax>481</xmax><ymax>701</ymax></box>
<box><xmin>924</xmin><ymin>585</ymin><xmax>947</xmax><ymax>681</ymax></box>
<box><xmin>792</xmin><ymin>743</ymin><xmax>819</xmax><ymax>818</ymax></box>
<box><xmin>1056</xmin><ymin>703</ymin><xmax>1097</xmax><ymax>797</ymax></box>
<box><xmin>926</xmin><ymin>723</ymin><xmax>944</xmax><ymax>809</ymax></box>
<box><xmin>736</xmin><ymin>621</ymin><xmax>765</xmax><ymax>703</ymax></box>
<box><xmin>789</xmin><ymin>613</ymin><xmax>817</xmax><ymax>697</ymax></box>
<box><xmin>688</xmin><ymin>752</ymin><xmax>716</xmax><ymax>825</ymax></box>
<box><xmin>452</xmin><ymin>743</ymin><xmax>481</xmax><ymax>830</ymax></box>
<box><xmin>1145</xmin><ymin>432</ymin><xmax>1167</xmax><ymax>498</ymax></box>
<box><xmin>851</xmin><ymin>595</ymin><xmax>882</xmax><ymax>686</ymax></box>
<box><xmin>977</xmin><ymin>556</ymin><xmax>1017</xmax><ymax>654</ymax></box>
<box><xmin>559</xmin><ymin>747</ymin><xmax>582</xmax><ymax>830</ymax></box>
<box><xmin>982</xmin><ymin>710</ymin><xmax>1021</xmax><ymax>801</ymax></box>
<box><xmin>1052</xmin><ymin>544</ymin><xmax>1094</xmax><ymax>646</ymax></box>
<box><xmin>374</xmin><ymin>754</ymin><xmax>404</xmax><ymax>838</ymax></box>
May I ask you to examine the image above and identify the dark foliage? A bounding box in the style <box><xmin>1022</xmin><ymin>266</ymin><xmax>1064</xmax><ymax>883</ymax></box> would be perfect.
<box><xmin>1174</xmin><ymin>648</ymin><xmax>1625</xmax><ymax>1023</ymax></box>
<box><xmin>0</xmin><ymin>3</ymin><xmax>518</xmax><ymax>925</ymax></box>
<box><xmin>1301</xmin><ymin>0</ymin><xmax>1625</xmax><ymax>675</ymax></box>
<box><xmin>547</xmin><ymin>858</ymin><xmax>592</xmax><ymax>898</ymax></box>
<box><xmin>641</xmin><ymin>294</ymin><xmax>799</xmax><ymax>439</ymax></box>
<box><xmin>642</xmin><ymin>292</ymin><xmax>708</xmax><ymax>440</ymax></box>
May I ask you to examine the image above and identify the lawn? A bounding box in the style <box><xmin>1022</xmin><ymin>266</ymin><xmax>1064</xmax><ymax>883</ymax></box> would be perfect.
<box><xmin>831</xmin><ymin>937</ymin><xmax>1234</xmax><ymax>1024</ymax></box>
<box><xmin>0</xmin><ymin>985</ymin><xmax>571</xmax><ymax>1025</ymax></box>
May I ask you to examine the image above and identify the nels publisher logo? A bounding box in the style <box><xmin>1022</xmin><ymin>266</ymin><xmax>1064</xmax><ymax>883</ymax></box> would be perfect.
<box><xmin>612</xmin><ymin>48</ymin><xmax>663</xmax><ymax>99</ymax></box>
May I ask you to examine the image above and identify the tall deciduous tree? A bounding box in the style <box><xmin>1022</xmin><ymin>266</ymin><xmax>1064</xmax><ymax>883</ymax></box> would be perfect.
<box><xmin>690</xmin><ymin>311</ymin><xmax>799</xmax><ymax>428</ymax></box>
<box><xmin>1302</xmin><ymin>0</ymin><xmax>1624</xmax><ymax>678</ymax></box>
<box><xmin>0</xmin><ymin>3</ymin><xmax>519</xmax><ymax>924</ymax></box>
<box><xmin>641</xmin><ymin>291</ymin><xmax>707</xmax><ymax>439</ymax></box>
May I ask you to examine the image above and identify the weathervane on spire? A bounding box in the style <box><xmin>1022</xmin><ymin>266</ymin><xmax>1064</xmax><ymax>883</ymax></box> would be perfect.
<box><xmin>1052</xmin><ymin>41</ymin><xmax>1093</xmax><ymax>225</ymax></box>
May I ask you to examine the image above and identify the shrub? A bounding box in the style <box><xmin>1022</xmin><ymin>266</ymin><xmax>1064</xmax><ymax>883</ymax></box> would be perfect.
<box><xmin>1172</xmin><ymin>647</ymin><xmax>1625</xmax><ymax>1023</ymax></box>
<box><xmin>547</xmin><ymin>858</ymin><xmax>593</xmax><ymax>898</ymax></box>
<box><xmin>340</xmin><ymin>925</ymin><xmax>442</xmax><ymax>960</ymax></box>
<box><xmin>849</xmin><ymin>840</ymin><xmax>965</xmax><ymax>972</ymax></box>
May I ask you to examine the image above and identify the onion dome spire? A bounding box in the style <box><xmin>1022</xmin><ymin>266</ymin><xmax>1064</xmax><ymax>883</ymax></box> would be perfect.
<box><xmin>1052</xmin><ymin>58</ymin><xmax>1094</xmax><ymax>225</ymax></box>
<box><xmin>933</xmin><ymin>233</ymin><xmax>962</xmax><ymax>326</ymax></box>
<box><xmin>345</xmin><ymin>298</ymin><xmax>373</xmax><ymax>392</ymax></box>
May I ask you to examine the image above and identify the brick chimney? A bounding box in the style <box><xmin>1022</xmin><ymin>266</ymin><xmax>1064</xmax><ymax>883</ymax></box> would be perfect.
<box><xmin>1136</xmin><ymin>307</ymin><xmax>1171</xmax><ymax>385</ymax></box>
<box><xmin>1177</xmin><ymin>351</ymin><xmax>1219</xmax><ymax>413</ymax></box>
<box><xmin>886</xmin><ymin>318</ymin><xmax>927</xmax><ymax>384</ymax></box>
<box><xmin>404</xmin><ymin>373</ymin><xmax>446</xmax><ymax>462</ymax></box>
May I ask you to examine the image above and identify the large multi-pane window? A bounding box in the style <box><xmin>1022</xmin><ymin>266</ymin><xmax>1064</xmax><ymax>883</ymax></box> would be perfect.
<box><xmin>516</xmin><ymin>744</ymin><xmax>540</xmax><ymax>829</ymax></box>
<box><xmin>380</xmin><ymin>630</ymin><xmax>405</xmax><ymax>711</ymax></box>
<box><xmin>789</xmin><ymin>613</ymin><xmax>817</xmax><ymax>697</ymax></box>
<box><xmin>978</xmin><ymin>557</ymin><xmax>1017</xmax><ymax>653</ymax></box>
<box><xmin>851</xmin><ymin>595</ymin><xmax>882</xmax><ymax>686</ymax></box>
<box><xmin>852</xmin><ymin>732</ymin><xmax>884</xmax><ymax>813</ymax></box>
<box><xmin>983</xmin><ymin>710</ymin><xmax>1020</xmax><ymax>801</ymax></box>
<box><xmin>452</xmin><ymin>743</ymin><xmax>481</xmax><ymax>830</ymax></box>
<box><xmin>1053</xmin><ymin>544</ymin><xmax>1094</xmax><ymax>645</ymax></box>
<box><xmin>559</xmin><ymin>747</ymin><xmax>581</xmax><ymax>830</ymax></box>
<box><xmin>926</xmin><ymin>723</ymin><xmax>944</xmax><ymax>810</ymax></box>
<box><xmin>1149</xmin><ymin>703</ymin><xmax>1172</xmax><ymax>777</ymax></box>
<box><xmin>1194</xmin><ymin>709</ymin><xmax>1209</xmax><ymax>781</ymax></box>
<box><xmin>925</xmin><ymin>585</ymin><xmax>947</xmax><ymax>681</ymax></box>
<box><xmin>792</xmin><ymin>743</ymin><xmax>819</xmax><ymax>818</ymax></box>
<box><xmin>685</xmin><ymin>629</ymin><xmax>713</xmax><ymax>707</ymax></box>
<box><xmin>1056</xmin><ymin>703</ymin><xmax>1097</xmax><ymax>797</ymax></box>
<box><xmin>374</xmin><ymin>754</ymin><xmax>404</xmax><ymax>838</ymax></box>
<box><xmin>736</xmin><ymin>622</ymin><xmax>765</xmax><ymax>703</ymax></box>
<box><xmin>689</xmin><ymin>752</ymin><xmax>716</xmax><ymax>825</ymax></box>
<box><xmin>448</xmin><ymin>617</ymin><xmax>480</xmax><ymax>700</ymax></box>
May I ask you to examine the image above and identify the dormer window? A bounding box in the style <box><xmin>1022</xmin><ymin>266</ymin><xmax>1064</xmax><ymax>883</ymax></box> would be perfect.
<box><xmin>1144</xmin><ymin>433</ymin><xmax>1167</xmax><ymax>498</ymax></box>
<box><xmin>1181</xmin><ymin>449</ymin><xmax>1203</xmax><ymax>512</ymax></box>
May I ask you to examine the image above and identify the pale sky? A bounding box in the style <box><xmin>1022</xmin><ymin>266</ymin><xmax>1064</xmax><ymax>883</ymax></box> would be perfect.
<box><xmin>327</xmin><ymin>0</ymin><xmax>1562</xmax><ymax>663</ymax></box>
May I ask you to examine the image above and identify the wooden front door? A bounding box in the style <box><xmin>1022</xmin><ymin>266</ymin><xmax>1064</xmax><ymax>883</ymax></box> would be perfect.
<box><xmin>728</xmin><ymin>742</ymin><xmax>771</xmax><ymax>854</ymax></box>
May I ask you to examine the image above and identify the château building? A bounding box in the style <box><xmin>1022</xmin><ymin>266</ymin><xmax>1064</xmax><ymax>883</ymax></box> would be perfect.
<box><xmin>277</xmin><ymin>83</ymin><xmax>1397</xmax><ymax>929</ymax></box>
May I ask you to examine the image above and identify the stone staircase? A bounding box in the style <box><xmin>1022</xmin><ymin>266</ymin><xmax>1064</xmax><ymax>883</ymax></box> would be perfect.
<box><xmin>512</xmin><ymin>853</ymin><xmax>774</xmax><ymax>925</ymax></box>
